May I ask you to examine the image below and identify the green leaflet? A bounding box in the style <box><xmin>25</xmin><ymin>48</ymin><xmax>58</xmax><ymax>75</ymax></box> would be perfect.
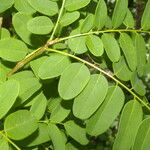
<box><xmin>28</xmin><ymin>0</ymin><xmax>58</xmax><ymax>16</ymax></box>
<box><xmin>60</xmin><ymin>11</ymin><xmax>80</xmax><ymax>27</ymax></box>
<box><xmin>4</xmin><ymin>110</ymin><xmax>38</xmax><ymax>140</ymax></box>
<box><xmin>27</xmin><ymin>16</ymin><xmax>54</xmax><ymax>35</ymax></box>
<box><xmin>86</xmin><ymin>86</ymin><xmax>124</xmax><ymax>136</ymax></box>
<box><xmin>112</xmin><ymin>0</ymin><xmax>128</xmax><ymax>28</ymax></box>
<box><xmin>135</xmin><ymin>34</ymin><xmax>147</xmax><ymax>76</ymax></box>
<box><xmin>123</xmin><ymin>9</ymin><xmax>134</xmax><ymax>28</ymax></box>
<box><xmin>113</xmin><ymin>100</ymin><xmax>143</xmax><ymax>150</ymax></box>
<box><xmin>65</xmin><ymin>0</ymin><xmax>90</xmax><ymax>11</ymax></box>
<box><xmin>30</xmin><ymin>92</ymin><xmax>47</xmax><ymax>120</ymax></box>
<box><xmin>80</xmin><ymin>14</ymin><xmax>94</xmax><ymax>33</ymax></box>
<box><xmin>0</xmin><ymin>0</ymin><xmax>14</xmax><ymax>13</ymax></box>
<box><xmin>10</xmin><ymin>73</ymin><xmax>41</xmax><ymax>104</ymax></box>
<box><xmin>94</xmin><ymin>0</ymin><xmax>107</xmax><ymax>29</ymax></box>
<box><xmin>132</xmin><ymin>117</ymin><xmax>150</xmax><ymax>150</ymax></box>
<box><xmin>119</xmin><ymin>33</ymin><xmax>137</xmax><ymax>71</ymax></box>
<box><xmin>14</xmin><ymin>0</ymin><xmax>36</xmax><ymax>14</ymax></box>
<box><xmin>66</xmin><ymin>142</ymin><xmax>78</xmax><ymax>150</ymax></box>
<box><xmin>0</xmin><ymin>80</ymin><xmax>19</xmax><ymax>119</ymax></box>
<box><xmin>48</xmin><ymin>123</ymin><xmax>66</xmax><ymax>150</ymax></box>
<box><xmin>68</xmin><ymin>29</ymin><xmax>87</xmax><ymax>54</ymax></box>
<box><xmin>113</xmin><ymin>56</ymin><xmax>133</xmax><ymax>81</ymax></box>
<box><xmin>73</xmin><ymin>74</ymin><xmax>108</xmax><ymax>119</ymax></box>
<box><xmin>102</xmin><ymin>33</ymin><xmax>120</xmax><ymax>62</ymax></box>
<box><xmin>0</xmin><ymin>38</ymin><xmax>28</xmax><ymax>62</ymax></box>
<box><xmin>20</xmin><ymin>123</ymin><xmax>51</xmax><ymax>147</ymax></box>
<box><xmin>1</xmin><ymin>28</ymin><xmax>10</xmax><ymax>39</ymax></box>
<box><xmin>30</xmin><ymin>56</ymin><xmax>48</xmax><ymax>78</ymax></box>
<box><xmin>130</xmin><ymin>72</ymin><xmax>146</xmax><ymax>96</ymax></box>
<box><xmin>141</xmin><ymin>0</ymin><xmax>150</xmax><ymax>30</ymax></box>
<box><xmin>50</xmin><ymin>100</ymin><xmax>71</xmax><ymax>123</ymax></box>
<box><xmin>86</xmin><ymin>35</ymin><xmax>104</xmax><ymax>56</ymax></box>
<box><xmin>58</xmin><ymin>63</ymin><xmax>90</xmax><ymax>100</ymax></box>
<box><xmin>38</xmin><ymin>53</ymin><xmax>71</xmax><ymax>79</ymax></box>
<box><xmin>0</xmin><ymin>137</ymin><xmax>9</xmax><ymax>150</ymax></box>
<box><xmin>12</xmin><ymin>12</ymin><xmax>44</xmax><ymax>46</ymax></box>
<box><xmin>64</xmin><ymin>121</ymin><xmax>89</xmax><ymax>145</ymax></box>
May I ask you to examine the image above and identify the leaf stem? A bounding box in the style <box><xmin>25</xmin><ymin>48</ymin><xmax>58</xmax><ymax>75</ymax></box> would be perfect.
<box><xmin>47</xmin><ymin>48</ymin><xmax>150</xmax><ymax>111</ymax></box>
<box><xmin>0</xmin><ymin>130</ymin><xmax>21</xmax><ymax>150</ymax></box>
<box><xmin>49</xmin><ymin>0</ymin><xmax>66</xmax><ymax>40</ymax></box>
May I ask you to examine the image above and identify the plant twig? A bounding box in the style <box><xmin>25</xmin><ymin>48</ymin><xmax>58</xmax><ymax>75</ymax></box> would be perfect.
<box><xmin>47</xmin><ymin>48</ymin><xmax>150</xmax><ymax>111</ymax></box>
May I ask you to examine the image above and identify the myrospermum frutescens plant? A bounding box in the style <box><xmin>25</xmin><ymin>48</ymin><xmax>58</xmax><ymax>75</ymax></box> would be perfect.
<box><xmin>0</xmin><ymin>0</ymin><xmax>150</xmax><ymax>149</ymax></box>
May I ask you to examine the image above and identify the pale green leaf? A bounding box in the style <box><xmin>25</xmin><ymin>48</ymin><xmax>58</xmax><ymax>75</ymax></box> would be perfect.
<box><xmin>30</xmin><ymin>92</ymin><xmax>47</xmax><ymax>120</ymax></box>
<box><xmin>130</xmin><ymin>72</ymin><xmax>146</xmax><ymax>96</ymax></box>
<box><xmin>65</xmin><ymin>0</ymin><xmax>90</xmax><ymax>11</ymax></box>
<box><xmin>0</xmin><ymin>137</ymin><xmax>9</xmax><ymax>150</ymax></box>
<box><xmin>58</xmin><ymin>63</ymin><xmax>90</xmax><ymax>100</ymax></box>
<box><xmin>38</xmin><ymin>53</ymin><xmax>71</xmax><ymax>79</ymax></box>
<box><xmin>94</xmin><ymin>0</ymin><xmax>107</xmax><ymax>29</ymax></box>
<box><xmin>68</xmin><ymin>29</ymin><xmax>87</xmax><ymax>54</ymax></box>
<box><xmin>86</xmin><ymin>86</ymin><xmax>124</xmax><ymax>136</ymax></box>
<box><xmin>73</xmin><ymin>74</ymin><xmax>108</xmax><ymax>119</ymax></box>
<box><xmin>28</xmin><ymin>0</ymin><xmax>58</xmax><ymax>16</ymax></box>
<box><xmin>135</xmin><ymin>34</ymin><xmax>147</xmax><ymax>76</ymax></box>
<box><xmin>141</xmin><ymin>0</ymin><xmax>150</xmax><ymax>30</ymax></box>
<box><xmin>133</xmin><ymin>117</ymin><xmax>150</xmax><ymax>150</ymax></box>
<box><xmin>0</xmin><ymin>0</ymin><xmax>14</xmax><ymax>13</ymax></box>
<box><xmin>119</xmin><ymin>33</ymin><xmax>137</xmax><ymax>71</ymax></box>
<box><xmin>48</xmin><ymin>123</ymin><xmax>66</xmax><ymax>150</ymax></box>
<box><xmin>0</xmin><ymin>38</ymin><xmax>28</xmax><ymax>62</ymax></box>
<box><xmin>64</xmin><ymin>121</ymin><xmax>89</xmax><ymax>145</ymax></box>
<box><xmin>113</xmin><ymin>100</ymin><xmax>143</xmax><ymax>150</ymax></box>
<box><xmin>60</xmin><ymin>11</ymin><xmax>80</xmax><ymax>27</ymax></box>
<box><xmin>1</xmin><ymin>28</ymin><xmax>10</xmax><ymax>39</ymax></box>
<box><xmin>0</xmin><ymin>80</ymin><xmax>19</xmax><ymax>119</ymax></box>
<box><xmin>86</xmin><ymin>35</ymin><xmax>104</xmax><ymax>56</ymax></box>
<box><xmin>113</xmin><ymin>56</ymin><xmax>133</xmax><ymax>81</ymax></box>
<box><xmin>27</xmin><ymin>16</ymin><xmax>54</xmax><ymax>35</ymax></box>
<box><xmin>123</xmin><ymin>9</ymin><xmax>134</xmax><ymax>28</ymax></box>
<box><xmin>102</xmin><ymin>33</ymin><xmax>120</xmax><ymax>62</ymax></box>
<box><xmin>14</xmin><ymin>0</ymin><xmax>36</xmax><ymax>14</ymax></box>
<box><xmin>112</xmin><ymin>0</ymin><xmax>128</xmax><ymax>28</ymax></box>
<box><xmin>4</xmin><ymin>110</ymin><xmax>38</xmax><ymax>140</ymax></box>
<box><xmin>80</xmin><ymin>14</ymin><xmax>94</xmax><ymax>33</ymax></box>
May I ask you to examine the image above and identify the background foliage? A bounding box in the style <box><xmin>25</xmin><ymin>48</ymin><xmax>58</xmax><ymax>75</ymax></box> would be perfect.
<box><xmin>0</xmin><ymin>0</ymin><xmax>150</xmax><ymax>149</ymax></box>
